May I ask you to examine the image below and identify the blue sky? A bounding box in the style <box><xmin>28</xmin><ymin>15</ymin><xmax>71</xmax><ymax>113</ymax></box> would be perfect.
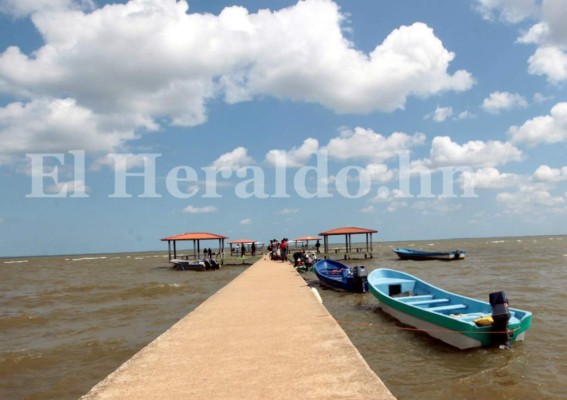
<box><xmin>1</xmin><ymin>0</ymin><xmax>567</xmax><ymax>257</ymax></box>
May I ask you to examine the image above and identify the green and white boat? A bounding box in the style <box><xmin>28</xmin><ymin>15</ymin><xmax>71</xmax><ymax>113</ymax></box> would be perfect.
<box><xmin>368</xmin><ymin>268</ymin><xmax>532</xmax><ymax>349</ymax></box>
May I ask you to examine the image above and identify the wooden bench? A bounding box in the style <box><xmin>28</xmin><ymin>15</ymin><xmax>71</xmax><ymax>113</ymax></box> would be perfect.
<box><xmin>428</xmin><ymin>304</ymin><xmax>467</xmax><ymax>313</ymax></box>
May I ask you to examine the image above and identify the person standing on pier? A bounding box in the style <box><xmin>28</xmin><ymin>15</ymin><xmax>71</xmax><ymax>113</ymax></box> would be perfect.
<box><xmin>280</xmin><ymin>238</ymin><xmax>288</xmax><ymax>262</ymax></box>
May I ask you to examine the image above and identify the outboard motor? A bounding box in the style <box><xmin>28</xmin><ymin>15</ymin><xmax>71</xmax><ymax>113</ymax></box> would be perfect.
<box><xmin>489</xmin><ymin>291</ymin><xmax>511</xmax><ymax>348</ymax></box>
<box><xmin>352</xmin><ymin>266</ymin><xmax>368</xmax><ymax>293</ymax></box>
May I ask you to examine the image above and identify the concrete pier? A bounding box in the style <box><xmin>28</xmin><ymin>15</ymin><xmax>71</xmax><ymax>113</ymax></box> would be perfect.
<box><xmin>81</xmin><ymin>259</ymin><xmax>395</xmax><ymax>399</ymax></box>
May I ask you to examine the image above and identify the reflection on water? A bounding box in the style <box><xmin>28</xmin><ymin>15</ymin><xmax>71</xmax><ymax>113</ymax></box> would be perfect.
<box><xmin>2</xmin><ymin>236</ymin><xmax>566</xmax><ymax>399</ymax></box>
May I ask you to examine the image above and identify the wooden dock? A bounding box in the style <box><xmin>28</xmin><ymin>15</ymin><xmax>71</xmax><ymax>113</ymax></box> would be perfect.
<box><xmin>81</xmin><ymin>258</ymin><xmax>395</xmax><ymax>399</ymax></box>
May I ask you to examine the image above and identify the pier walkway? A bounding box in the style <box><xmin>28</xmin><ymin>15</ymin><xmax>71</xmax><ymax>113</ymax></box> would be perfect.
<box><xmin>81</xmin><ymin>259</ymin><xmax>395</xmax><ymax>399</ymax></box>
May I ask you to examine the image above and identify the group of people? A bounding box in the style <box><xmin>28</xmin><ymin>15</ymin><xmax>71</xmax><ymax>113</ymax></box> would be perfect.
<box><xmin>231</xmin><ymin>242</ymin><xmax>257</xmax><ymax>257</ymax></box>
<box><xmin>267</xmin><ymin>238</ymin><xmax>289</xmax><ymax>262</ymax></box>
<box><xmin>292</xmin><ymin>249</ymin><xmax>317</xmax><ymax>270</ymax></box>
<box><xmin>266</xmin><ymin>238</ymin><xmax>318</xmax><ymax>270</ymax></box>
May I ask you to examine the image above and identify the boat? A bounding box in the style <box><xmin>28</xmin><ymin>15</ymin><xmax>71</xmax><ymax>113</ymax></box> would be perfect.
<box><xmin>170</xmin><ymin>258</ymin><xmax>220</xmax><ymax>271</ymax></box>
<box><xmin>313</xmin><ymin>259</ymin><xmax>368</xmax><ymax>293</ymax></box>
<box><xmin>393</xmin><ymin>247</ymin><xmax>465</xmax><ymax>261</ymax></box>
<box><xmin>367</xmin><ymin>268</ymin><xmax>532</xmax><ymax>349</ymax></box>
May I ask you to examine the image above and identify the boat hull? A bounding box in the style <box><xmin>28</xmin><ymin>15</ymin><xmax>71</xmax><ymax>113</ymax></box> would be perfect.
<box><xmin>314</xmin><ymin>259</ymin><xmax>368</xmax><ymax>293</ymax></box>
<box><xmin>368</xmin><ymin>268</ymin><xmax>532</xmax><ymax>349</ymax></box>
<box><xmin>170</xmin><ymin>259</ymin><xmax>219</xmax><ymax>271</ymax></box>
<box><xmin>393</xmin><ymin>248</ymin><xmax>465</xmax><ymax>261</ymax></box>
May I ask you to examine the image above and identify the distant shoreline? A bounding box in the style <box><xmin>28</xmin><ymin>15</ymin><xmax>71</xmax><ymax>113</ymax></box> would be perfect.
<box><xmin>1</xmin><ymin>233</ymin><xmax>565</xmax><ymax>260</ymax></box>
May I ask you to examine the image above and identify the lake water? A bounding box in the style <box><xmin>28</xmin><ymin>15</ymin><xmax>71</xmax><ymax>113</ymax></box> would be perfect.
<box><xmin>1</xmin><ymin>236</ymin><xmax>565</xmax><ymax>399</ymax></box>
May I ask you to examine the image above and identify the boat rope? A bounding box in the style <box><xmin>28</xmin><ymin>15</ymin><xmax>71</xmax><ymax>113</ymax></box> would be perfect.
<box><xmin>331</xmin><ymin>317</ymin><xmax>519</xmax><ymax>335</ymax></box>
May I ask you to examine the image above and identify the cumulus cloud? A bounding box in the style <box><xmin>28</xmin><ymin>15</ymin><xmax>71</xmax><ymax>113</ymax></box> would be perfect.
<box><xmin>364</xmin><ymin>163</ymin><xmax>395</xmax><ymax>183</ymax></box>
<box><xmin>182</xmin><ymin>205</ymin><xmax>218</xmax><ymax>214</ymax></box>
<box><xmin>0</xmin><ymin>98</ymin><xmax>138</xmax><ymax>163</ymax></box>
<box><xmin>425</xmin><ymin>106</ymin><xmax>453</xmax><ymax>122</ymax></box>
<box><xmin>455</xmin><ymin>110</ymin><xmax>475</xmax><ymax>120</ymax></box>
<box><xmin>370</xmin><ymin>188</ymin><xmax>409</xmax><ymax>213</ymax></box>
<box><xmin>482</xmin><ymin>91</ymin><xmax>527</xmax><ymax>114</ymax></box>
<box><xmin>0</xmin><ymin>0</ymin><xmax>473</xmax><ymax>163</ymax></box>
<box><xmin>509</xmin><ymin>102</ymin><xmax>567</xmax><ymax>146</ymax></box>
<box><xmin>427</xmin><ymin>136</ymin><xmax>523</xmax><ymax>168</ymax></box>
<box><xmin>513</xmin><ymin>0</ymin><xmax>567</xmax><ymax>83</ymax></box>
<box><xmin>526</xmin><ymin>46</ymin><xmax>567</xmax><ymax>83</ymax></box>
<box><xmin>324</xmin><ymin>127</ymin><xmax>426</xmax><ymax>162</ymax></box>
<box><xmin>533</xmin><ymin>165</ymin><xmax>567</xmax><ymax>182</ymax></box>
<box><xmin>265</xmin><ymin>138</ymin><xmax>318</xmax><ymax>168</ymax></box>
<box><xmin>210</xmin><ymin>147</ymin><xmax>254</xmax><ymax>171</ymax></box>
<box><xmin>497</xmin><ymin>185</ymin><xmax>566</xmax><ymax>213</ymax></box>
<box><xmin>239</xmin><ymin>218</ymin><xmax>252</xmax><ymax>224</ymax></box>
<box><xmin>460</xmin><ymin>167</ymin><xmax>521</xmax><ymax>189</ymax></box>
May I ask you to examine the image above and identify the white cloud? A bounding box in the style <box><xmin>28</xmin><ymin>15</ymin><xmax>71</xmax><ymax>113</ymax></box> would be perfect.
<box><xmin>427</xmin><ymin>136</ymin><xmax>523</xmax><ymax>168</ymax></box>
<box><xmin>482</xmin><ymin>91</ymin><xmax>527</xmax><ymax>114</ymax></box>
<box><xmin>210</xmin><ymin>147</ymin><xmax>254</xmax><ymax>171</ymax></box>
<box><xmin>455</xmin><ymin>110</ymin><xmax>476</xmax><ymax>120</ymax></box>
<box><xmin>475</xmin><ymin>0</ymin><xmax>538</xmax><ymax>23</ymax></box>
<box><xmin>360</xmin><ymin>205</ymin><xmax>375</xmax><ymax>213</ymax></box>
<box><xmin>369</xmin><ymin>188</ymin><xmax>409</xmax><ymax>213</ymax></box>
<box><xmin>460</xmin><ymin>167</ymin><xmax>521</xmax><ymax>189</ymax></box>
<box><xmin>533</xmin><ymin>165</ymin><xmax>567</xmax><ymax>182</ymax></box>
<box><xmin>239</xmin><ymin>218</ymin><xmax>252</xmax><ymax>225</ymax></box>
<box><xmin>526</xmin><ymin>46</ymin><xmax>567</xmax><ymax>83</ymax></box>
<box><xmin>0</xmin><ymin>98</ymin><xmax>138</xmax><ymax>163</ymax></box>
<box><xmin>0</xmin><ymin>0</ymin><xmax>473</xmax><ymax>163</ymax></box>
<box><xmin>182</xmin><ymin>205</ymin><xmax>218</xmax><ymax>214</ymax></box>
<box><xmin>515</xmin><ymin>0</ymin><xmax>567</xmax><ymax>83</ymax></box>
<box><xmin>324</xmin><ymin>127</ymin><xmax>426</xmax><ymax>162</ymax></box>
<box><xmin>509</xmin><ymin>102</ymin><xmax>567</xmax><ymax>146</ymax></box>
<box><xmin>364</xmin><ymin>163</ymin><xmax>394</xmax><ymax>183</ymax></box>
<box><xmin>425</xmin><ymin>106</ymin><xmax>453</xmax><ymax>122</ymax></box>
<box><xmin>497</xmin><ymin>185</ymin><xmax>566</xmax><ymax>213</ymax></box>
<box><xmin>265</xmin><ymin>138</ymin><xmax>318</xmax><ymax>168</ymax></box>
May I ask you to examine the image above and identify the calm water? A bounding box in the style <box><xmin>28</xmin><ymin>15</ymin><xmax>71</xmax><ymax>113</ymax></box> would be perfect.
<box><xmin>1</xmin><ymin>236</ymin><xmax>566</xmax><ymax>399</ymax></box>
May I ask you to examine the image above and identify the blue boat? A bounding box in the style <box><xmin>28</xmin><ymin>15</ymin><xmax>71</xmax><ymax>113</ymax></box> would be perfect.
<box><xmin>368</xmin><ymin>268</ymin><xmax>532</xmax><ymax>349</ymax></box>
<box><xmin>393</xmin><ymin>247</ymin><xmax>465</xmax><ymax>261</ymax></box>
<box><xmin>313</xmin><ymin>259</ymin><xmax>368</xmax><ymax>293</ymax></box>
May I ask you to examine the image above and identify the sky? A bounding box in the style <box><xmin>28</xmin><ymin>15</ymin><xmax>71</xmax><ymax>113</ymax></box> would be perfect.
<box><xmin>1</xmin><ymin>0</ymin><xmax>567</xmax><ymax>257</ymax></box>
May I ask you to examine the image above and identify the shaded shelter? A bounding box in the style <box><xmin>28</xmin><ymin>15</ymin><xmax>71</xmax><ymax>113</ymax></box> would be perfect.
<box><xmin>228</xmin><ymin>239</ymin><xmax>256</xmax><ymax>256</ymax></box>
<box><xmin>161</xmin><ymin>232</ymin><xmax>227</xmax><ymax>264</ymax></box>
<box><xmin>293</xmin><ymin>236</ymin><xmax>322</xmax><ymax>250</ymax></box>
<box><xmin>318</xmin><ymin>227</ymin><xmax>377</xmax><ymax>259</ymax></box>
